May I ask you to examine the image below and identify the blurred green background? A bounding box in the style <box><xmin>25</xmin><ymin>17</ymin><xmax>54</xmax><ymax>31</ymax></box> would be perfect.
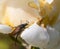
<box><xmin>0</xmin><ymin>33</ymin><xmax>26</xmax><ymax>49</ymax></box>
<box><xmin>0</xmin><ymin>33</ymin><xmax>40</xmax><ymax>49</ymax></box>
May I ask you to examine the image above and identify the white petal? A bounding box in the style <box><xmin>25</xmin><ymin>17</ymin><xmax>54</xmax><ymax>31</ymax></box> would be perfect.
<box><xmin>0</xmin><ymin>24</ymin><xmax>12</xmax><ymax>34</ymax></box>
<box><xmin>46</xmin><ymin>0</ymin><xmax>53</xmax><ymax>4</ymax></box>
<box><xmin>46</xmin><ymin>26</ymin><xmax>60</xmax><ymax>49</ymax></box>
<box><xmin>21</xmin><ymin>23</ymin><xmax>49</xmax><ymax>48</ymax></box>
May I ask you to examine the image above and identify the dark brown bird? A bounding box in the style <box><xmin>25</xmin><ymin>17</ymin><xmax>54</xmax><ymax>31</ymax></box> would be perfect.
<box><xmin>9</xmin><ymin>23</ymin><xmax>28</xmax><ymax>45</ymax></box>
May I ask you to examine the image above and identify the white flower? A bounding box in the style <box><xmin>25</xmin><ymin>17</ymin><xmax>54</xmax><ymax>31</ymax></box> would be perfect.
<box><xmin>0</xmin><ymin>24</ymin><xmax>12</xmax><ymax>34</ymax></box>
<box><xmin>21</xmin><ymin>23</ymin><xmax>60</xmax><ymax>49</ymax></box>
<box><xmin>21</xmin><ymin>23</ymin><xmax>49</xmax><ymax>48</ymax></box>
